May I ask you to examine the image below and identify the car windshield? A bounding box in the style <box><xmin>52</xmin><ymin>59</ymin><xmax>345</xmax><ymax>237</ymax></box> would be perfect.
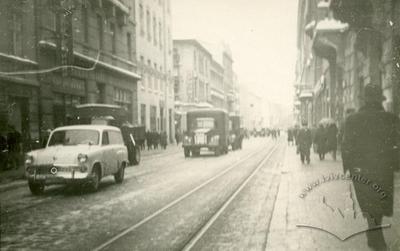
<box><xmin>48</xmin><ymin>129</ymin><xmax>100</xmax><ymax>146</ymax></box>
<box><xmin>195</xmin><ymin>117</ymin><xmax>215</xmax><ymax>129</ymax></box>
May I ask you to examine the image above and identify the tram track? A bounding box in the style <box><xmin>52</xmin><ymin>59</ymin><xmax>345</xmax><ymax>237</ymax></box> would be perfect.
<box><xmin>93</xmin><ymin>141</ymin><xmax>281</xmax><ymax>251</ymax></box>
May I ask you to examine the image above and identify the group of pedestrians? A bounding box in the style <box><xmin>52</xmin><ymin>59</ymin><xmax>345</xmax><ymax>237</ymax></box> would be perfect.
<box><xmin>288</xmin><ymin>120</ymin><xmax>339</xmax><ymax>164</ymax></box>
<box><xmin>145</xmin><ymin>131</ymin><xmax>168</xmax><ymax>150</ymax></box>
<box><xmin>293</xmin><ymin>84</ymin><xmax>398</xmax><ymax>250</ymax></box>
<box><xmin>313</xmin><ymin>123</ymin><xmax>338</xmax><ymax>161</ymax></box>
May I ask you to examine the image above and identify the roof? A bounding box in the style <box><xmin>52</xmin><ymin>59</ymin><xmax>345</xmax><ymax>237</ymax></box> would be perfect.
<box><xmin>173</xmin><ymin>39</ymin><xmax>213</xmax><ymax>58</ymax></box>
<box><xmin>52</xmin><ymin>125</ymin><xmax>120</xmax><ymax>132</ymax></box>
<box><xmin>187</xmin><ymin>108</ymin><xmax>228</xmax><ymax>115</ymax></box>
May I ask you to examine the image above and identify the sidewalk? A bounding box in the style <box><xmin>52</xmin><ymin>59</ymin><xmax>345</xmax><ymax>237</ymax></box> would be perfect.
<box><xmin>267</xmin><ymin>145</ymin><xmax>400</xmax><ymax>250</ymax></box>
<box><xmin>0</xmin><ymin>143</ymin><xmax>182</xmax><ymax>192</ymax></box>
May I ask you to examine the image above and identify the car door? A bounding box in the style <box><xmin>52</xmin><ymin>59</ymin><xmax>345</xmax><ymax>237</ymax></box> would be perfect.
<box><xmin>108</xmin><ymin>130</ymin><xmax>125</xmax><ymax>173</ymax></box>
<box><xmin>101</xmin><ymin>131</ymin><xmax>113</xmax><ymax>176</ymax></box>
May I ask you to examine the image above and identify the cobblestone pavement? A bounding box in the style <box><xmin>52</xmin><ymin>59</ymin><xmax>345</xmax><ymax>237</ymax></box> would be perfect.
<box><xmin>267</xmin><ymin>145</ymin><xmax>400</xmax><ymax>251</ymax></box>
<box><xmin>0</xmin><ymin>138</ymin><xmax>272</xmax><ymax>250</ymax></box>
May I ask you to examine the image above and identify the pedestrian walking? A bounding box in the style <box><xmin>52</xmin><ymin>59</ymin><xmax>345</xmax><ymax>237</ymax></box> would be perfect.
<box><xmin>314</xmin><ymin>124</ymin><xmax>327</xmax><ymax>160</ymax></box>
<box><xmin>145</xmin><ymin>130</ymin><xmax>152</xmax><ymax>150</ymax></box>
<box><xmin>342</xmin><ymin>84</ymin><xmax>399</xmax><ymax>250</ymax></box>
<box><xmin>161</xmin><ymin>131</ymin><xmax>167</xmax><ymax>149</ymax></box>
<box><xmin>296</xmin><ymin>121</ymin><xmax>312</xmax><ymax>164</ymax></box>
<box><xmin>287</xmin><ymin>128</ymin><xmax>294</xmax><ymax>146</ymax></box>
<box><xmin>326</xmin><ymin>123</ymin><xmax>338</xmax><ymax>160</ymax></box>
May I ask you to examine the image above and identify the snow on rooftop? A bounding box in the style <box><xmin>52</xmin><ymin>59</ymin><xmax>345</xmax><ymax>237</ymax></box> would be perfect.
<box><xmin>316</xmin><ymin>18</ymin><xmax>349</xmax><ymax>32</ymax></box>
<box><xmin>0</xmin><ymin>52</ymin><xmax>38</xmax><ymax>65</ymax></box>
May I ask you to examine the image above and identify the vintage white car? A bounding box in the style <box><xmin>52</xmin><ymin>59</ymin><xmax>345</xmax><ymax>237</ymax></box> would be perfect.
<box><xmin>25</xmin><ymin>125</ymin><xmax>129</xmax><ymax>195</ymax></box>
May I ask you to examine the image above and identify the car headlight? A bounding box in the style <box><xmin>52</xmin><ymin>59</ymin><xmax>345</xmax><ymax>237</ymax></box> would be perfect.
<box><xmin>25</xmin><ymin>155</ymin><xmax>34</xmax><ymax>165</ymax></box>
<box><xmin>77</xmin><ymin>153</ymin><xmax>88</xmax><ymax>164</ymax></box>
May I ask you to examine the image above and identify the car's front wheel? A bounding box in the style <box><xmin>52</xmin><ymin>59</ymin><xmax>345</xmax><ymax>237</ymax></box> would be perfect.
<box><xmin>114</xmin><ymin>163</ymin><xmax>125</xmax><ymax>184</ymax></box>
<box><xmin>88</xmin><ymin>166</ymin><xmax>101</xmax><ymax>192</ymax></box>
<box><xmin>28</xmin><ymin>181</ymin><xmax>44</xmax><ymax>195</ymax></box>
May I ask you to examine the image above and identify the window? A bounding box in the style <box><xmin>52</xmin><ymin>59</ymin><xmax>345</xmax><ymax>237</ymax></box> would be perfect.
<box><xmin>139</xmin><ymin>3</ymin><xmax>144</xmax><ymax>36</ymax></box>
<box><xmin>102</xmin><ymin>131</ymin><xmax>109</xmax><ymax>145</ymax></box>
<box><xmin>159</xmin><ymin>22</ymin><xmax>163</xmax><ymax>49</ymax></box>
<box><xmin>49</xmin><ymin>130</ymin><xmax>99</xmax><ymax>146</ymax></box>
<box><xmin>81</xmin><ymin>6</ymin><xmax>89</xmax><ymax>43</ymax></box>
<box><xmin>127</xmin><ymin>32</ymin><xmax>132</xmax><ymax>60</ymax></box>
<box><xmin>167</xmin><ymin>27</ymin><xmax>171</xmax><ymax>54</ymax></box>
<box><xmin>97</xmin><ymin>15</ymin><xmax>104</xmax><ymax>49</ymax></box>
<box><xmin>153</xmin><ymin>16</ymin><xmax>157</xmax><ymax>46</ymax></box>
<box><xmin>146</xmin><ymin>9</ymin><xmax>151</xmax><ymax>42</ymax></box>
<box><xmin>11</xmin><ymin>12</ymin><xmax>23</xmax><ymax>56</ymax></box>
<box><xmin>150</xmin><ymin>105</ymin><xmax>157</xmax><ymax>131</ymax></box>
<box><xmin>193</xmin><ymin>50</ymin><xmax>197</xmax><ymax>70</ymax></box>
<box><xmin>108</xmin><ymin>131</ymin><xmax>124</xmax><ymax>145</ymax></box>
<box><xmin>141</xmin><ymin>104</ymin><xmax>146</xmax><ymax>126</ymax></box>
<box><xmin>110</xmin><ymin>23</ymin><xmax>116</xmax><ymax>54</ymax></box>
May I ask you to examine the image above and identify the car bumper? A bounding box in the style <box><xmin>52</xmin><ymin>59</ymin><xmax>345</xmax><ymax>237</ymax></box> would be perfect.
<box><xmin>26</xmin><ymin>165</ymin><xmax>90</xmax><ymax>185</ymax></box>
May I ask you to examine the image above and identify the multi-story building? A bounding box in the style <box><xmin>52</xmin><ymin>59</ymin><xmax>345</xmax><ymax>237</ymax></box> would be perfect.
<box><xmin>0</xmin><ymin>0</ymin><xmax>140</xmax><ymax>150</ymax></box>
<box><xmin>296</xmin><ymin>0</ymin><xmax>400</xmax><ymax>127</ymax></box>
<box><xmin>173</xmin><ymin>39</ymin><xmax>212</xmax><ymax>106</ymax></box>
<box><xmin>210</xmin><ymin>59</ymin><xmax>225</xmax><ymax>109</ymax></box>
<box><xmin>134</xmin><ymin>0</ymin><xmax>175</xmax><ymax>142</ymax></box>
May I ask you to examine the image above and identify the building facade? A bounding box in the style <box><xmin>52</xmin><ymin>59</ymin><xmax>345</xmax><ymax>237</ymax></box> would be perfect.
<box><xmin>173</xmin><ymin>39</ymin><xmax>213</xmax><ymax>105</ymax></box>
<box><xmin>134</xmin><ymin>0</ymin><xmax>175</xmax><ymax>142</ymax></box>
<box><xmin>0</xmin><ymin>0</ymin><xmax>140</xmax><ymax>150</ymax></box>
<box><xmin>295</xmin><ymin>0</ymin><xmax>400</xmax><ymax>128</ymax></box>
<box><xmin>210</xmin><ymin>59</ymin><xmax>225</xmax><ymax>109</ymax></box>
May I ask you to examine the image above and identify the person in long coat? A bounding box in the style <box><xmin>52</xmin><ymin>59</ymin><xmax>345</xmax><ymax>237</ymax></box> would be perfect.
<box><xmin>314</xmin><ymin>124</ymin><xmax>327</xmax><ymax>160</ymax></box>
<box><xmin>296</xmin><ymin>121</ymin><xmax>312</xmax><ymax>164</ymax></box>
<box><xmin>326</xmin><ymin>123</ymin><xmax>338</xmax><ymax>160</ymax></box>
<box><xmin>342</xmin><ymin>84</ymin><xmax>399</xmax><ymax>250</ymax></box>
<box><xmin>161</xmin><ymin>131</ymin><xmax>168</xmax><ymax>149</ymax></box>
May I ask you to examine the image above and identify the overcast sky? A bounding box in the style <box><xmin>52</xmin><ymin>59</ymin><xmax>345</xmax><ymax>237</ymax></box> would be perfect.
<box><xmin>171</xmin><ymin>0</ymin><xmax>298</xmax><ymax>108</ymax></box>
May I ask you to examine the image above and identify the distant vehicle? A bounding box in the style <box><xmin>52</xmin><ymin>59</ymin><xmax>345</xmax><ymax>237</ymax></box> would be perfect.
<box><xmin>73</xmin><ymin>104</ymin><xmax>145</xmax><ymax>165</ymax></box>
<box><xmin>25</xmin><ymin>125</ymin><xmax>129</xmax><ymax>195</ymax></box>
<box><xmin>183</xmin><ymin>108</ymin><xmax>229</xmax><ymax>157</ymax></box>
<box><xmin>228</xmin><ymin>115</ymin><xmax>243</xmax><ymax>150</ymax></box>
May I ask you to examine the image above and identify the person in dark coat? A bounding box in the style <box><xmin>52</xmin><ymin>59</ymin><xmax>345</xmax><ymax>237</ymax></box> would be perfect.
<box><xmin>342</xmin><ymin>84</ymin><xmax>399</xmax><ymax>250</ymax></box>
<box><xmin>145</xmin><ymin>130</ymin><xmax>152</xmax><ymax>150</ymax></box>
<box><xmin>314</xmin><ymin>124</ymin><xmax>327</xmax><ymax>160</ymax></box>
<box><xmin>161</xmin><ymin>131</ymin><xmax>168</xmax><ymax>149</ymax></box>
<box><xmin>287</xmin><ymin>128</ymin><xmax>294</xmax><ymax>146</ymax></box>
<box><xmin>326</xmin><ymin>123</ymin><xmax>338</xmax><ymax>160</ymax></box>
<box><xmin>296</xmin><ymin>121</ymin><xmax>312</xmax><ymax>164</ymax></box>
